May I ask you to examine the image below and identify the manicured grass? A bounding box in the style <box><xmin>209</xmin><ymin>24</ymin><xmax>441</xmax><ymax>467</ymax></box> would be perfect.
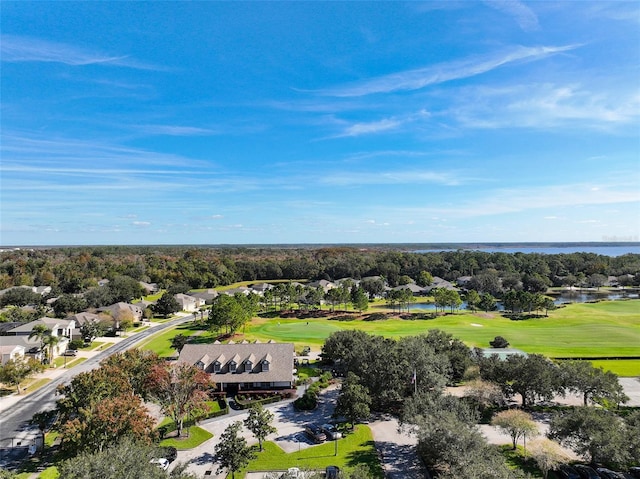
<box><xmin>589</xmin><ymin>359</ymin><xmax>640</xmax><ymax>377</ymax></box>
<box><xmin>296</xmin><ymin>365</ymin><xmax>322</xmax><ymax>381</ymax></box>
<box><xmin>52</xmin><ymin>356</ymin><xmax>86</xmax><ymax>368</ymax></box>
<box><xmin>81</xmin><ymin>341</ymin><xmax>105</xmax><ymax>350</ymax></box>
<box><xmin>45</xmin><ymin>431</ymin><xmax>59</xmax><ymax>448</ymax></box>
<box><xmin>242</xmin><ymin>300</ymin><xmax>640</xmax><ymax>375</ymax></box>
<box><xmin>138</xmin><ymin>300</ymin><xmax>640</xmax><ymax>375</ymax></box>
<box><xmin>498</xmin><ymin>444</ymin><xmax>542</xmax><ymax>478</ymax></box>
<box><xmin>159</xmin><ymin>426</ymin><xmax>213</xmax><ymax>450</ymax></box>
<box><xmin>38</xmin><ymin>466</ymin><xmax>60</xmax><ymax>479</ymax></box>
<box><xmin>22</xmin><ymin>378</ymin><xmax>51</xmax><ymax>394</ymax></box>
<box><xmin>237</xmin><ymin>425</ymin><xmax>383</xmax><ymax>478</ymax></box>
<box><xmin>139</xmin><ymin>322</ymin><xmax>215</xmax><ymax>357</ymax></box>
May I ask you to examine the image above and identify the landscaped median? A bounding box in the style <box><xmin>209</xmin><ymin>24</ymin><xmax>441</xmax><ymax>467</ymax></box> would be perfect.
<box><xmin>237</xmin><ymin>425</ymin><xmax>383</xmax><ymax>479</ymax></box>
<box><xmin>157</xmin><ymin>399</ymin><xmax>229</xmax><ymax>440</ymax></box>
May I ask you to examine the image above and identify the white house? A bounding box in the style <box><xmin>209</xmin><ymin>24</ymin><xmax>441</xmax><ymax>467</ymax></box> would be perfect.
<box><xmin>0</xmin><ymin>344</ymin><xmax>25</xmax><ymax>365</ymax></box>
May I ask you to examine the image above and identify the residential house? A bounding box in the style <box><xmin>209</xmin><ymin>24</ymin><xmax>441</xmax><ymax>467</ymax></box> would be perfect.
<box><xmin>2</xmin><ymin>318</ymin><xmax>74</xmax><ymax>360</ymax></box>
<box><xmin>7</xmin><ymin>317</ymin><xmax>76</xmax><ymax>339</ymax></box>
<box><xmin>66</xmin><ymin>311</ymin><xmax>103</xmax><ymax>339</ymax></box>
<box><xmin>97</xmin><ymin>302</ymin><xmax>144</xmax><ymax>322</ymax></box>
<box><xmin>249</xmin><ymin>283</ymin><xmax>273</xmax><ymax>295</ymax></box>
<box><xmin>0</xmin><ymin>336</ymin><xmax>42</xmax><ymax>361</ymax></box>
<box><xmin>178</xmin><ymin>341</ymin><xmax>295</xmax><ymax>394</ymax></box>
<box><xmin>220</xmin><ymin>286</ymin><xmax>251</xmax><ymax>296</ymax></box>
<box><xmin>139</xmin><ymin>281</ymin><xmax>159</xmax><ymax>294</ymax></box>
<box><xmin>392</xmin><ymin>283</ymin><xmax>427</xmax><ymax>295</ymax></box>
<box><xmin>0</xmin><ymin>344</ymin><xmax>25</xmax><ymax>365</ymax></box>
<box><xmin>425</xmin><ymin>276</ymin><xmax>458</xmax><ymax>292</ymax></box>
<box><xmin>189</xmin><ymin>290</ymin><xmax>218</xmax><ymax>305</ymax></box>
<box><xmin>66</xmin><ymin>312</ymin><xmax>102</xmax><ymax>327</ymax></box>
<box><xmin>174</xmin><ymin>293</ymin><xmax>205</xmax><ymax>312</ymax></box>
<box><xmin>306</xmin><ymin>279</ymin><xmax>335</xmax><ymax>293</ymax></box>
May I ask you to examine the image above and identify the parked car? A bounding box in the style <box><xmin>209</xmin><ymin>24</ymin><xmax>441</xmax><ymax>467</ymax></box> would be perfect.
<box><xmin>63</xmin><ymin>349</ymin><xmax>78</xmax><ymax>356</ymax></box>
<box><xmin>150</xmin><ymin>458</ymin><xmax>169</xmax><ymax>470</ymax></box>
<box><xmin>304</xmin><ymin>425</ymin><xmax>326</xmax><ymax>443</ymax></box>
<box><xmin>595</xmin><ymin>468</ymin><xmax>625</xmax><ymax>479</ymax></box>
<box><xmin>158</xmin><ymin>446</ymin><xmax>177</xmax><ymax>463</ymax></box>
<box><xmin>325</xmin><ymin>466</ymin><xmax>340</xmax><ymax>479</ymax></box>
<box><xmin>556</xmin><ymin>465</ymin><xmax>581</xmax><ymax>479</ymax></box>
<box><xmin>629</xmin><ymin>467</ymin><xmax>640</xmax><ymax>479</ymax></box>
<box><xmin>320</xmin><ymin>423</ymin><xmax>341</xmax><ymax>440</ymax></box>
<box><xmin>281</xmin><ymin>467</ymin><xmax>303</xmax><ymax>479</ymax></box>
<box><xmin>573</xmin><ymin>464</ymin><xmax>600</xmax><ymax>479</ymax></box>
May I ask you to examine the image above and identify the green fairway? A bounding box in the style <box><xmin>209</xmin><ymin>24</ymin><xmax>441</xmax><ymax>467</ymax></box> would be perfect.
<box><xmin>238</xmin><ymin>425</ymin><xmax>382</xmax><ymax>478</ymax></box>
<box><xmin>138</xmin><ymin>300</ymin><xmax>640</xmax><ymax>375</ymax></box>
<box><xmin>588</xmin><ymin>359</ymin><xmax>640</xmax><ymax>377</ymax></box>
<box><xmin>138</xmin><ymin>323</ymin><xmax>217</xmax><ymax>357</ymax></box>
<box><xmin>243</xmin><ymin>301</ymin><xmax>640</xmax><ymax>375</ymax></box>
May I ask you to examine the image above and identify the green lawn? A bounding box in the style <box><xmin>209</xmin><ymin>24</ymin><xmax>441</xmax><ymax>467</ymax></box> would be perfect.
<box><xmin>159</xmin><ymin>426</ymin><xmax>213</xmax><ymax>450</ymax></box>
<box><xmin>139</xmin><ymin>322</ymin><xmax>217</xmax><ymax>357</ymax></box>
<box><xmin>81</xmin><ymin>341</ymin><xmax>105</xmax><ymax>350</ymax></box>
<box><xmin>137</xmin><ymin>300</ymin><xmax>640</xmax><ymax>375</ymax></box>
<box><xmin>38</xmin><ymin>466</ymin><xmax>60</xmax><ymax>479</ymax></box>
<box><xmin>589</xmin><ymin>359</ymin><xmax>640</xmax><ymax>377</ymax></box>
<box><xmin>237</xmin><ymin>425</ymin><xmax>383</xmax><ymax>478</ymax></box>
<box><xmin>243</xmin><ymin>300</ymin><xmax>640</xmax><ymax>376</ymax></box>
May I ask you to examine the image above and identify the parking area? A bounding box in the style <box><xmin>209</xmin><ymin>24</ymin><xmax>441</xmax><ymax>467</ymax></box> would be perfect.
<box><xmin>176</xmin><ymin>384</ymin><xmax>343</xmax><ymax>478</ymax></box>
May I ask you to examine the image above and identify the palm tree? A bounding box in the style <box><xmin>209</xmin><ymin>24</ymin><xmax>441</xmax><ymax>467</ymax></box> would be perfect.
<box><xmin>42</xmin><ymin>334</ymin><xmax>61</xmax><ymax>365</ymax></box>
<box><xmin>28</xmin><ymin>324</ymin><xmax>50</xmax><ymax>362</ymax></box>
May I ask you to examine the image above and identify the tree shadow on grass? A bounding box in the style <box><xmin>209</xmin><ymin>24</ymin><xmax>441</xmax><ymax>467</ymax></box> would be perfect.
<box><xmin>344</xmin><ymin>440</ymin><xmax>384</xmax><ymax>477</ymax></box>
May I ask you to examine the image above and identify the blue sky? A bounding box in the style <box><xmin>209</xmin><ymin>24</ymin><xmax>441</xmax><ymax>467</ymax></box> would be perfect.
<box><xmin>1</xmin><ymin>1</ymin><xmax>639</xmax><ymax>246</ymax></box>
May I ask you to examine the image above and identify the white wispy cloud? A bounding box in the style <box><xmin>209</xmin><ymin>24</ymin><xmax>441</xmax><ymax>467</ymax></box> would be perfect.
<box><xmin>449</xmin><ymin>83</ymin><xmax>640</xmax><ymax>130</ymax></box>
<box><xmin>332</xmin><ymin>109</ymin><xmax>430</xmax><ymax>138</ymax></box>
<box><xmin>136</xmin><ymin>124</ymin><xmax>220</xmax><ymax>136</ymax></box>
<box><xmin>317</xmin><ymin>44</ymin><xmax>579</xmax><ymax>97</ymax></box>
<box><xmin>319</xmin><ymin>169</ymin><xmax>464</xmax><ymax>187</ymax></box>
<box><xmin>405</xmin><ymin>182</ymin><xmax>640</xmax><ymax>219</ymax></box>
<box><xmin>483</xmin><ymin>0</ymin><xmax>540</xmax><ymax>31</ymax></box>
<box><xmin>0</xmin><ymin>34</ymin><xmax>163</xmax><ymax>70</ymax></box>
<box><xmin>584</xmin><ymin>2</ymin><xmax>640</xmax><ymax>24</ymax></box>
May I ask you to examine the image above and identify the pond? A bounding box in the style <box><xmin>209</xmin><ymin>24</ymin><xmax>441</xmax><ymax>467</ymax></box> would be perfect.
<box><xmin>406</xmin><ymin>289</ymin><xmax>639</xmax><ymax>311</ymax></box>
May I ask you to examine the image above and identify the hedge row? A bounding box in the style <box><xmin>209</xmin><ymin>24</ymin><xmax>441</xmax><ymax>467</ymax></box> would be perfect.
<box><xmin>293</xmin><ymin>372</ymin><xmax>332</xmax><ymax>411</ymax></box>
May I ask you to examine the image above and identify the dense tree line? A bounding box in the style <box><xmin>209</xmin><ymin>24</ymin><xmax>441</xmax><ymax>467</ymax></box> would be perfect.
<box><xmin>323</xmin><ymin>330</ymin><xmax>638</xmax><ymax>474</ymax></box>
<box><xmin>1</xmin><ymin>246</ymin><xmax>638</xmax><ymax>296</ymax></box>
<box><xmin>322</xmin><ymin>329</ymin><xmax>472</xmax><ymax>410</ymax></box>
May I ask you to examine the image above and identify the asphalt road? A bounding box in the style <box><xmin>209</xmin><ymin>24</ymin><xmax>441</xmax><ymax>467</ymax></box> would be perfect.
<box><xmin>0</xmin><ymin>314</ymin><xmax>195</xmax><ymax>452</ymax></box>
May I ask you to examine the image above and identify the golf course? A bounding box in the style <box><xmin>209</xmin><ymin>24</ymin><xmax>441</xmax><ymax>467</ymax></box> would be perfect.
<box><xmin>143</xmin><ymin>299</ymin><xmax>640</xmax><ymax>376</ymax></box>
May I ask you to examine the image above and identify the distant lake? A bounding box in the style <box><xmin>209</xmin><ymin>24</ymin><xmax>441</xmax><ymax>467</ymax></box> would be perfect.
<box><xmin>413</xmin><ymin>245</ymin><xmax>640</xmax><ymax>257</ymax></box>
<box><xmin>410</xmin><ymin>290</ymin><xmax>639</xmax><ymax>311</ymax></box>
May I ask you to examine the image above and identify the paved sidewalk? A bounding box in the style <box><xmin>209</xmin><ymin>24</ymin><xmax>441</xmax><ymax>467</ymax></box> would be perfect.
<box><xmin>0</xmin><ymin>334</ymin><xmax>130</xmax><ymax>414</ymax></box>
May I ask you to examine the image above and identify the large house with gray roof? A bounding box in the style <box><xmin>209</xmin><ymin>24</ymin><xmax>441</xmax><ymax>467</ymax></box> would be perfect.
<box><xmin>177</xmin><ymin>341</ymin><xmax>295</xmax><ymax>394</ymax></box>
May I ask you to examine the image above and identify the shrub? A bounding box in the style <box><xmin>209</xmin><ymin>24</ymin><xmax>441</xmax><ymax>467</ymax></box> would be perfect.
<box><xmin>490</xmin><ymin>336</ymin><xmax>509</xmax><ymax>348</ymax></box>
<box><xmin>69</xmin><ymin>339</ymin><xmax>85</xmax><ymax>350</ymax></box>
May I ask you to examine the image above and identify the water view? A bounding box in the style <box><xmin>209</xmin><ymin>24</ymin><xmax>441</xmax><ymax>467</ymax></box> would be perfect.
<box><xmin>409</xmin><ymin>289</ymin><xmax>639</xmax><ymax>311</ymax></box>
<box><xmin>413</xmin><ymin>244</ymin><xmax>640</xmax><ymax>257</ymax></box>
